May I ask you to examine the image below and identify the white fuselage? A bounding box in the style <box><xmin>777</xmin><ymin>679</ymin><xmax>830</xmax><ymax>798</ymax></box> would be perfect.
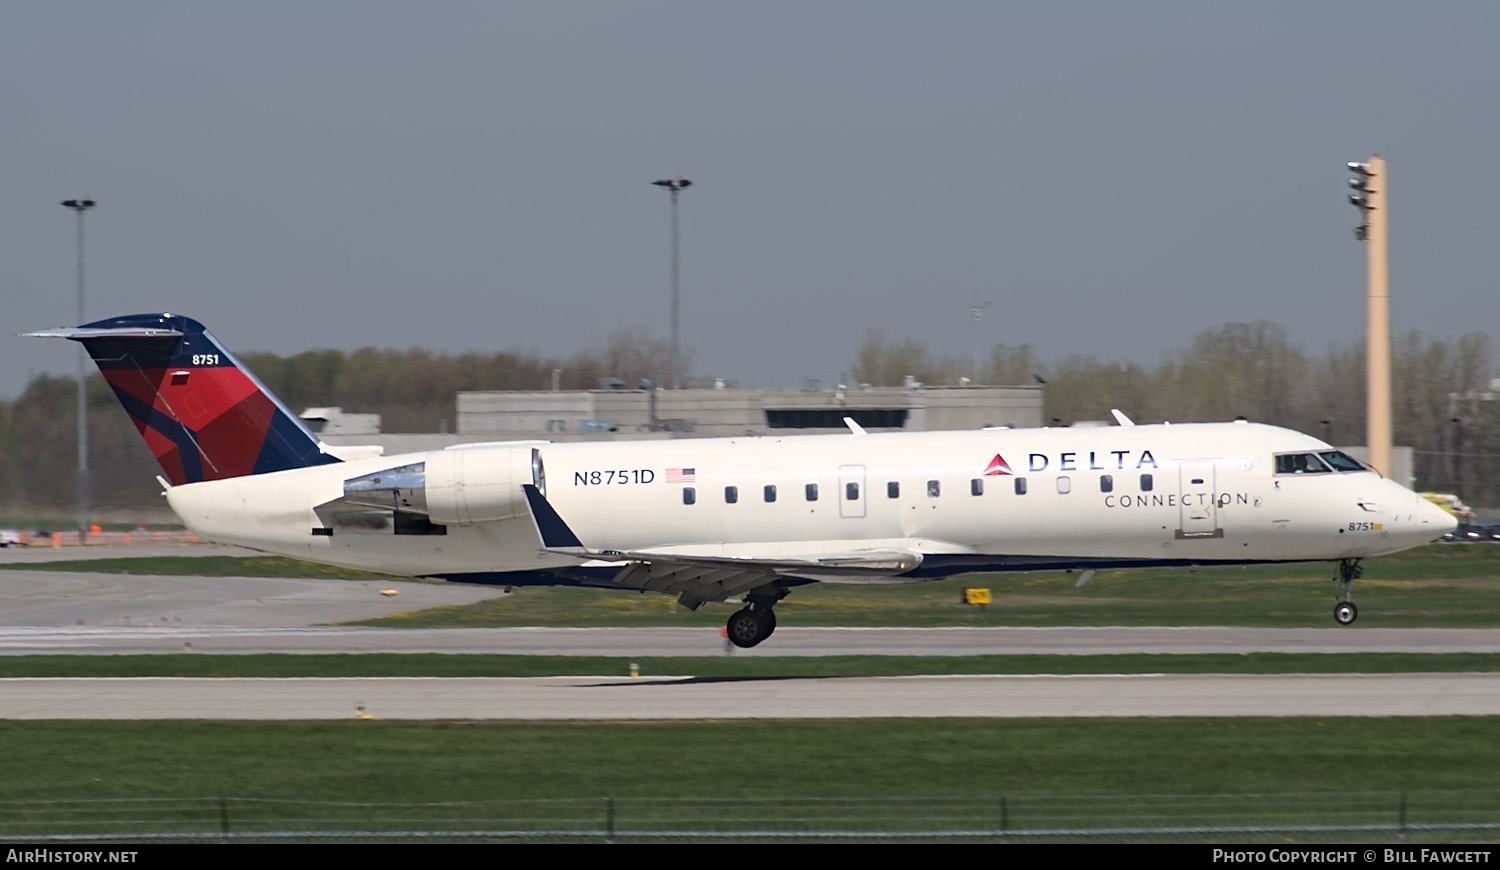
<box><xmin>162</xmin><ymin>420</ymin><xmax>1453</xmax><ymax>585</ymax></box>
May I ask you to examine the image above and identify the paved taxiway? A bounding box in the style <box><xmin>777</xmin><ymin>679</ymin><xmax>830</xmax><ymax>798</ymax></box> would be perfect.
<box><xmin>5</xmin><ymin>623</ymin><xmax>1500</xmax><ymax>657</ymax></box>
<box><xmin>3</xmin><ymin>544</ymin><xmax>1498</xmax><ymax>720</ymax></box>
<box><xmin>2</xmin><ymin>673</ymin><xmax>1498</xmax><ymax>720</ymax></box>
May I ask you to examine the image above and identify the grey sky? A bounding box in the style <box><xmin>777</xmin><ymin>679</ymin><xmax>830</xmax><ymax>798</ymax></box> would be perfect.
<box><xmin>4</xmin><ymin>2</ymin><xmax>1497</xmax><ymax>399</ymax></box>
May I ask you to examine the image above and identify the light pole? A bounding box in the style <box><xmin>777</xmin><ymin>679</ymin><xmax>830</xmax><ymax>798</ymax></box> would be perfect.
<box><xmin>968</xmin><ymin>300</ymin><xmax>991</xmax><ymax>384</ymax></box>
<box><xmin>61</xmin><ymin>198</ymin><xmax>95</xmax><ymax>544</ymax></box>
<box><xmin>652</xmin><ymin>177</ymin><xmax>692</xmax><ymax>390</ymax></box>
<box><xmin>1451</xmin><ymin>417</ymin><xmax>1464</xmax><ymax>499</ymax></box>
<box><xmin>1347</xmin><ymin>157</ymin><xmax>1391</xmax><ymax>476</ymax></box>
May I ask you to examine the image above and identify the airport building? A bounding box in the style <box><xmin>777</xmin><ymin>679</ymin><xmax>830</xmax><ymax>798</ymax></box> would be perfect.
<box><xmin>309</xmin><ymin>384</ymin><xmax>1045</xmax><ymax>452</ymax></box>
<box><xmin>459</xmin><ymin>383</ymin><xmax>1045</xmax><ymax>440</ymax></box>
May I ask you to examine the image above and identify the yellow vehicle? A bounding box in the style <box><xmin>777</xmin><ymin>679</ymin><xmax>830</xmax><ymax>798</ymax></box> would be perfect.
<box><xmin>1420</xmin><ymin>492</ymin><xmax>1477</xmax><ymax>524</ymax></box>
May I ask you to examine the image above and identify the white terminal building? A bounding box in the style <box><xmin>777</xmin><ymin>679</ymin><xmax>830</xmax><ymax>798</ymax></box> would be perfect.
<box><xmin>307</xmin><ymin>383</ymin><xmax>1045</xmax><ymax>453</ymax></box>
<box><xmin>461</xmin><ymin>383</ymin><xmax>1044</xmax><ymax>439</ymax></box>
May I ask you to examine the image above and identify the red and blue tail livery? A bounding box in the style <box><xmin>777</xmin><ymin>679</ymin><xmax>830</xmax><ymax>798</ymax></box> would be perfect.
<box><xmin>27</xmin><ymin>313</ymin><xmax>341</xmax><ymax>485</ymax></box>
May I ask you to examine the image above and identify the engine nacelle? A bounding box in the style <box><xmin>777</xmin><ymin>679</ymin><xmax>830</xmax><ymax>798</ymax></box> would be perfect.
<box><xmin>342</xmin><ymin>443</ymin><xmax>539</xmax><ymax>526</ymax></box>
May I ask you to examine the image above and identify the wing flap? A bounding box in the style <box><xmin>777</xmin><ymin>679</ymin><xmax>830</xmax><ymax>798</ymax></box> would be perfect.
<box><xmin>520</xmin><ymin>483</ymin><xmax>936</xmax><ymax>608</ymax></box>
<box><xmin>620</xmin><ymin>546</ymin><xmax>924</xmax><ymax>578</ymax></box>
<box><xmin>608</xmin><ymin>560</ymin><xmax>776</xmax><ymax>607</ymax></box>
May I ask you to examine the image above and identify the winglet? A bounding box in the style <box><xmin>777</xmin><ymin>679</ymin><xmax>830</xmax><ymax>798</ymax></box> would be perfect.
<box><xmin>1111</xmin><ymin>409</ymin><xmax>1135</xmax><ymax>427</ymax></box>
<box><xmin>521</xmin><ymin>484</ymin><xmax>584</xmax><ymax>549</ymax></box>
<box><xmin>843</xmin><ymin>417</ymin><xmax>868</xmax><ymax>436</ymax></box>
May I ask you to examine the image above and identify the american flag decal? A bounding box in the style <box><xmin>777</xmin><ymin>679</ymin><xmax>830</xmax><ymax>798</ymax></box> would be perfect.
<box><xmin>666</xmin><ymin>467</ymin><xmax>696</xmax><ymax>483</ymax></box>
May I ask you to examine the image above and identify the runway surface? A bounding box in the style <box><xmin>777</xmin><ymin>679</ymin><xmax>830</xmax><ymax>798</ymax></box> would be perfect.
<box><xmin>2</xmin><ymin>673</ymin><xmax>1497</xmax><ymax>720</ymax></box>
<box><xmin>4</xmin><ymin>544</ymin><xmax>1499</xmax><ymax>721</ymax></box>
<box><xmin>5</xmin><ymin>623</ymin><xmax>1500</xmax><ymax>656</ymax></box>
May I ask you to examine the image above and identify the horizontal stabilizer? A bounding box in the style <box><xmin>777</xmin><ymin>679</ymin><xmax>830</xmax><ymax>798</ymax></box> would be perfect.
<box><xmin>24</xmin><ymin>326</ymin><xmax>184</xmax><ymax>340</ymax></box>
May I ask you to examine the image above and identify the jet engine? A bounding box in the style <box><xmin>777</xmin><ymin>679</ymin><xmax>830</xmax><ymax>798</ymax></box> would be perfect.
<box><xmin>341</xmin><ymin>443</ymin><xmax>537</xmax><ymax>526</ymax></box>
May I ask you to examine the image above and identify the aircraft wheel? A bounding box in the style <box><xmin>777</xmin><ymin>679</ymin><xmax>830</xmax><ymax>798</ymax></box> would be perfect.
<box><xmin>726</xmin><ymin>608</ymin><xmax>769</xmax><ymax>649</ymax></box>
<box><xmin>761</xmin><ymin>609</ymin><xmax>777</xmax><ymax>639</ymax></box>
<box><xmin>1333</xmin><ymin>601</ymin><xmax>1358</xmax><ymax>626</ymax></box>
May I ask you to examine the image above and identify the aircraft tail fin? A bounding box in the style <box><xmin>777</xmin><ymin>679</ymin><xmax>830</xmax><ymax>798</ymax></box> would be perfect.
<box><xmin>26</xmin><ymin>313</ymin><xmax>342</xmax><ymax>485</ymax></box>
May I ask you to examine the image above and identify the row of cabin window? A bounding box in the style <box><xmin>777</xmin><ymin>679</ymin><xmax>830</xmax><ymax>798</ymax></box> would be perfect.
<box><xmin>680</xmin><ymin>474</ymin><xmax>1157</xmax><ymax>505</ymax></box>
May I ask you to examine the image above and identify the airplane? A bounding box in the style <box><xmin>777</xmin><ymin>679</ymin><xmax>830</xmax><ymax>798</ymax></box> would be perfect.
<box><xmin>28</xmin><ymin>313</ymin><xmax>1457</xmax><ymax>648</ymax></box>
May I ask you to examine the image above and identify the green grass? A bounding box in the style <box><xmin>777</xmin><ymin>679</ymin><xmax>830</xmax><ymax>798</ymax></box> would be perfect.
<box><xmin>0</xmin><ymin>652</ymin><xmax>1496</xmax><ymax>678</ymax></box>
<box><xmin>1</xmin><ymin>555</ymin><xmax>407</xmax><ymax>581</ymax></box>
<box><xmin>11</xmin><ymin>720</ymin><xmax>1496</xmax><ymax>841</ymax></box>
<box><xmin>0</xmin><ymin>718</ymin><xmax>1496</xmax><ymax>805</ymax></box>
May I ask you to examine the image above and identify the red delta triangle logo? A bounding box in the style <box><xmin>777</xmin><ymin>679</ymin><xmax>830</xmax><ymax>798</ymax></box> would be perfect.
<box><xmin>983</xmin><ymin>454</ymin><xmax>1013</xmax><ymax>476</ymax></box>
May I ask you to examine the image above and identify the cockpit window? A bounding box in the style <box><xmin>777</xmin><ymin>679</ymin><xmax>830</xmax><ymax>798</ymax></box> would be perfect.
<box><xmin>1319</xmin><ymin>451</ymin><xmax>1368</xmax><ymax>472</ymax></box>
<box><xmin>1274</xmin><ymin>452</ymin><xmax>1333</xmax><ymax>474</ymax></box>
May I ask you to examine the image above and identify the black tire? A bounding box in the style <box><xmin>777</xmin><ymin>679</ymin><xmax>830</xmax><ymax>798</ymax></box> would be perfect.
<box><xmin>1333</xmin><ymin>601</ymin><xmax>1358</xmax><ymax>625</ymax></box>
<box><xmin>726</xmin><ymin>608</ymin><xmax>768</xmax><ymax>649</ymax></box>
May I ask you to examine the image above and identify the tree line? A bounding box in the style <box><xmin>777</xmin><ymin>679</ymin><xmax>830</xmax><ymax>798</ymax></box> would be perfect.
<box><xmin>1</xmin><ymin>321</ymin><xmax>1494</xmax><ymax>515</ymax></box>
<box><xmin>854</xmin><ymin>322</ymin><xmax>1497</xmax><ymax>506</ymax></box>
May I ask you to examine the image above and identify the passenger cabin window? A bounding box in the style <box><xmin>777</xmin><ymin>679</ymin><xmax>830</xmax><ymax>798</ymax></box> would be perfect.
<box><xmin>683</xmin><ymin>487</ymin><xmax>696</xmax><ymax>505</ymax></box>
<box><xmin>1100</xmin><ymin>474</ymin><xmax>1114</xmax><ymax>493</ymax></box>
<box><xmin>1014</xmin><ymin>478</ymin><xmax>1028</xmax><ymax>495</ymax></box>
<box><xmin>724</xmin><ymin>486</ymin><xmax>738</xmax><ymax>504</ymax></box>
<box><xmin>764</xmin><ymin>485</ymin><xmax>777</xmax><ymax>503</ymax></box>
<box><xmin>970</xmin><ymin>478</ymin><xmax>984</xmax><ymax>496</ymax></box>
<box><xmin>1275</xmin><ymin>452</ymin><xmax>1333</xmax><ymax>474</ymax></box>
<box><xmin>927</xmin><ymin>480</ymin><xmax>941</xmax><ymax>498</ymax></box>
<box><xmin>846</xmin><ymin>482</ymin><xmax>859</xmax><ymax>500</ymax></box>
<box><xmin>1140</xmin><ymin>474</ymin><xmax>1154</xmax><ymax>492</ymax></box>
<box><xmin>1057</xmin><ymin>476</ymin><xmax>1071</xmax><ymax>494</ymax></box>
<box><xmin>887</xmin><ymin>481</ymin><xmax>900</xmax><ymax>499</ymax></box>
<box><xmin>805</xmin><ymin>483</ymin><xmax>819</xmax><ymax>501</ymax></box>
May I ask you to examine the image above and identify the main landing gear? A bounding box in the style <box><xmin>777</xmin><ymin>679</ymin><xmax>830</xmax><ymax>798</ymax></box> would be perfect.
<box><xmin>724</xmin><ymin>588</ymin><xmax>786</xmax><ymax>649</ymax></box>
<box><xmin>1332</xmin><ymin>558</ymin><xmax>1363</xmax><ymax>625</ymax></box>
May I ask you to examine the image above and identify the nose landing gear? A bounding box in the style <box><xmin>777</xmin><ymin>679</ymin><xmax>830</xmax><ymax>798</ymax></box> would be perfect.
<box><xmin>1332</xmin><ymin>558</ymin><xmax>1362</xmax><ymax>625</ymax></box>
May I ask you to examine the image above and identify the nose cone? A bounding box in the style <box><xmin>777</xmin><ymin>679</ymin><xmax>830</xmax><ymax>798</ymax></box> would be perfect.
<box><xmin>1416</xmin><ymin>494</ymin><xmax>1460</xmax><ymax>540</ymax></box>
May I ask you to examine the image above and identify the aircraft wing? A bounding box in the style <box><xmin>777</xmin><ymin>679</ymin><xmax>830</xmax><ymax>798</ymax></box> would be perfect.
<box><xmin>595</xmin><ymin>559</ymin><xmax>800</xmax><ymax>610</ymax></box>
<box><xmin>521</xmin><ymin>484</ymin><xmax>928</xmax><ymax>608</ymax></box>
